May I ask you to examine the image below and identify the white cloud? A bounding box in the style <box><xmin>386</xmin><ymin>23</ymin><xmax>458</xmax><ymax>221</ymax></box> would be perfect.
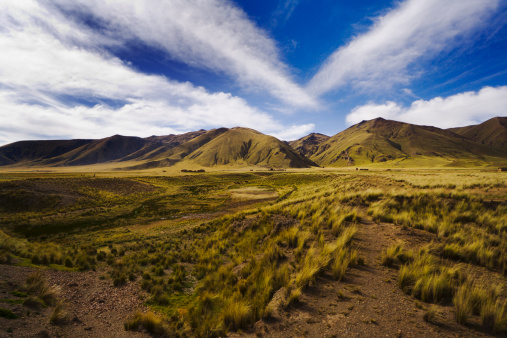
<box><xmin>346</xmin><ymin>86</ymin><xmax>507</xmax><ymax>128</ymax></box>
<box><xmin>0</xmin><ymin>1</ymin><xmax>313</xmax><ymax>145</ymax></box>
<box><xmin>269</xmin><ymin>123</ymin><xmax>315</xmax><ymax>141</ymax></box>
<box><xmin>52</xmin><ymin>0</ymin><xmax>316</xmax><ymax>108</ymax></box>
<box><xmin>308</xmin><ymin>0</ymin><xmax>499</xmax><ymax>95</ymax></box>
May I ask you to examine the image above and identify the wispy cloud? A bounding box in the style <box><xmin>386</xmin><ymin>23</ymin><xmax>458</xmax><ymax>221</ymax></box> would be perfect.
<box><xmin>346</xmin><ymin>86</ymin><xmax>507</xmax><ymax>128</ymax></box>
<box><xmin>307</xmin><ymin>0</ymin><xmax>499</xmax><ymax>95</ymax></box>
<box><xmin>0</xmin><ymin>1</ymin><xmax>314</xmax><ymax>145</ymax></box>
<box><xmin>53</xmin><ymin>0</ymin><xmax>316</xmax><ymax>108</ymax></box>
<box><xmin>272</xmin><ymin>0</ymin><xmax>300</xmax><ymax>26</ymax></box>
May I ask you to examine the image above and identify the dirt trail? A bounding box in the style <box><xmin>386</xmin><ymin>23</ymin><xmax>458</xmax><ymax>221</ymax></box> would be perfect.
<box><xmin>239</xmin><ymin>220</ymin><xmax>494</xmax><ymax>337</ymax></box>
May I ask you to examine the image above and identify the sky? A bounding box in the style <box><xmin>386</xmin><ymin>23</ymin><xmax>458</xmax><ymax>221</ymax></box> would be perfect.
<box><xmin>1</xmin><ymin>0</ymin><xmax>507</xmax><ymax>145</ymax></box>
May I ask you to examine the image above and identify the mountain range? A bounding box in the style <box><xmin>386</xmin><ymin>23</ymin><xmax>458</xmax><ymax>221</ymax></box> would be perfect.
<box><xmin>1</xmin><ymin>117</ymin><xmax>506</xmax><ymax>169</ymax></box>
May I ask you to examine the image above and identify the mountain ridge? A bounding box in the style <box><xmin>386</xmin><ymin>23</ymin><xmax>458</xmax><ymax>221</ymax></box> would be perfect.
<box><xmin>304</xmin><ymin>117</ymin><xmax>507</xmax><ymax>167</ymax></box>
<box><xmin>0</xmin><ymin>127</ymin><xmax>315</xmax><ymax>169</ymax></box>
<box><xmin>448</xmin><ymin>117</ymin><xmax>507</xmax><ymax>150</ymax></box>
<box><xmin>1</xmin><ymin>117</ymin><xmax>506</xmax><ymax>169</ymax></box>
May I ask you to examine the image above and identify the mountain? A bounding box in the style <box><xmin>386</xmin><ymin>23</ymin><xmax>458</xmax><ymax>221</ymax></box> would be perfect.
<box><xmin>182</xmin><ymin>127</ymin><xmax>315</xmax><ymax>168</ymax></box>
<box><xmin>2</xmin><ymin>118</ymin><xmax>506</xmax><ymax>169</ymax></box>
<box><xmin>288</xmin><ymin>133</ymin><xmax>329</xmax><ymax>158</ymax></box>
<box><xmin>449</xmin><ymin>117</ymin><xmax>507</xmax><ymax>150</ymax></box>
<box><xmin>41</xmin><ymin>135</ymin><xmax>147</xmax><ymax>166</ymax></box>
<box><xmin>124</xmin><ymin>128</ymin><xmax>231</xmax><ymax>169</ymax></box>
<box><xmin>308</xmin><ymin>118</ymin><xmax>507</xmax><ymax>167</ymax></box>
<box><xmin>120</xmin><ymin>130</ymin><xmax>209</xmax><ymax>163</ymax></box>
<box><xmin>0</xmin><ymin>139</ymin><xmax>93</xmax><ymax>166</ymax></box>
<box><xmin>0</xmin><ymin>128</ymin><xmax>315</xmax><ymax>169</ymax></box>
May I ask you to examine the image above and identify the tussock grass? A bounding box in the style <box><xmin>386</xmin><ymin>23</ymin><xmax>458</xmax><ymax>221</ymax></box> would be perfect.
<box><xmin>124</xmin><ymin>311</ymin><xmax>167</xmax><ymax>336</ymax></box>
<box><xmin>221</xmin><ymin>299</ymin><xmax>252</xmax><ymax>331</ymax></box>
<box><xmin>285</xmin><ymin>286</ymin><xmax>302</xmax><ymax>308</ymax></box>
<box><xmin>367</xmin><ymin>191</ymin><xmax>507</xmax><ymax>272</ymax></box>
<box><xmin>49</xmin><ymin>302</ymin><xmax>69</xmax><ymax>325</ymax></box>
<box><xmin>295</xmin><ymin>247</ymin><xmax>322</xmax><ymax>289</ymax></box>
<box><xmin>381</xmin><ymin>242</ymin><xmax>404</xmax><ymax>266</ymax></box>
<box><xmin>332</xmin><ymin>248</ymin><xmax>357</xmax><ymax>281</ymax></box>
<box><xmin>480</xmin><ymin>299</ymin><xmax>507</xmax><ymax>333</ymax></box>
<box><xmin>397</xmin><ymin>248</ymin><xmax>462</xmax><ymax>303</ymax></box>
<box><xmin>23</xmin><ymin>270</ymin><xmax>61</xmax><ymax>306</ymax></box>
<box><xmin>453</xmin><ymin>283</ymin><xmax>507</xmax><ymax>332</ymax></box>
<box><xmin>23</xmin><ymin>296</ymin><xmax>45</xmax><ymax>309</ymax></box>
<box><xmin>424</xmin><ymin>306</ymin><xmax>438</xmax><ymax>323</ymax></box>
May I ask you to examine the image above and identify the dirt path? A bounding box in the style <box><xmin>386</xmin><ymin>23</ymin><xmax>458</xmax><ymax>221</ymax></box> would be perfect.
<box><xmin>237</xmin><ymin>220</ymin><xmax>495</xmax><ymax>337</ymax></box>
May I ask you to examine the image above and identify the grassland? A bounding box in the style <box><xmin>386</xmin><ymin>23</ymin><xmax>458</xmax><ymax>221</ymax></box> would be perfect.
<box><xmin>0</xmin><ymin>168</ymin><xmax>506</xmax><ymax>337</ymax></box>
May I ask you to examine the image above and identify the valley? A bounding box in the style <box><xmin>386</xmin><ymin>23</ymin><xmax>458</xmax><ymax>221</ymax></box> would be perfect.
<box><xmin>0</xmin><ymin>168</ymin><xmax>506</xmax><ymax>337</ymax></box>
<box><xmin>0</xmin><ymin>117</ymin><xmax>506</xmax><ymax>336</ymax></box>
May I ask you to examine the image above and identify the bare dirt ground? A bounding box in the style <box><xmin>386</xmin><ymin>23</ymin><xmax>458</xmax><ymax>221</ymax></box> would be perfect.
<box><xmin>232</xmin><ymin>219</ymin><xmax>500</xmax><ymax>338</ymax></box>
<box><xmin>0</xmin><ymin>266</ymin><xmax>149</xmax><ymax>338</ymax></box>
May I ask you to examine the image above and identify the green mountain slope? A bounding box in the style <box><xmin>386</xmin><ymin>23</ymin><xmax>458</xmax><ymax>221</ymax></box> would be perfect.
<box><xmin>449</xmin><ymin>117</ymin><xmax>507</xmax><ymax>150</ymax></box>
<box><xmin>288</xmin><ymin>133</ymin><xmax>330</xmax><ymax>158</ymax></box>
<box><xmin>310</xmin><ymin>118</ymin><xmax>507</xmax><ymax>167</ymax></box>
<box><xmin>183</xmin><ymin>127</ymin><xmax>316</xmax><ymax>168</ymax></box>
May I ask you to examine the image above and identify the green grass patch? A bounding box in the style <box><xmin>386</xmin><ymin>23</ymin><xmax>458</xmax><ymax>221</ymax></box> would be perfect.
<box><xmin>0</xmin><ymin>308</ymin><xmax>19</xmax><ymax>319</ymax></box>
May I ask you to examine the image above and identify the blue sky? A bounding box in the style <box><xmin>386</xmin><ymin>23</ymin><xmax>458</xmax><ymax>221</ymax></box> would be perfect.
<box><xmin>1</xmin><ymin>0</ymin><xmax>506</xmax><ymax>145</ymax></box>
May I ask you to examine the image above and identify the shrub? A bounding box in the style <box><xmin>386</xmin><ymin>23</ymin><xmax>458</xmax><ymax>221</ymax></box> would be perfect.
<box><xmin>113</xmin><ymin>275</ymin><xmax>127</xmax><ymax>287</ymax></box>
<box><xmin>64</xmin><ymin>257</ymin><xmax>73</xmax><ymax>268</ymax></box>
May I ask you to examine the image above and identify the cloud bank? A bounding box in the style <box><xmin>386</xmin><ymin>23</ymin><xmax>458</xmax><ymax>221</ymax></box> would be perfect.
<box><xmin>308</xmin><ymin>0</ymin><xmax>499</xmax><ymax>95</ymax></box>
<box><xmin>53</xmin><ymin>0</ymin><xmax>316</xmax><ymax>108</ymax></box>
<box><xmin>0</xmin><ymin>1</ymin><xmax>314</xmax><ymax>145</ymax></box>
<box><xmin>346</xmin><ymin>86</ymin><xmax>507</xmax><ymax>128</ymax></box>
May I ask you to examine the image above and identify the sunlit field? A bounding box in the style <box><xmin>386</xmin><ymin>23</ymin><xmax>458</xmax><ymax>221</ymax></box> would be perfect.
<box><xmin>0</xmin><ymin>168</ymin><xmax>506</xmax><ymax>337</ymax></box>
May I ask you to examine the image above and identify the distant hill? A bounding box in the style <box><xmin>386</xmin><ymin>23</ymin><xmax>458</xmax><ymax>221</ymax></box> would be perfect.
<box><xmin>41</xmin><ymin>135</ymin><xmax>147</xmax><ymax>166</ymax></box>
<box><xmin>182</xmin><ymin>127</ymin><xmax>316</xmax><ymax>168</ymax></box>
<box><xmin>2</xmin><ymin>117</ymin><xmax>506</xmax><ymax>169</ymax></box>
<box><xmin>289</xmin><ymin>133</ymin><xmax>329</xmax><ymax>158</ymax></box>
<box><xmin>308</xmin><ymin>118</ymin><xmax>507</xmax><ymax>167</ymax></box>
<box><xmin>0</xmin><ymin>128</ymin><xmax>315</xmax><ymax>169</ymax></box>
<box><xmin>0</xmin><ymin>139</ymin><xmax>93</xmax><ymax>166</ymax></box>
<box><xmin>449</xmin><ymin>117</ymin><xmax>507</xmax><ymax>150</ymax></box>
